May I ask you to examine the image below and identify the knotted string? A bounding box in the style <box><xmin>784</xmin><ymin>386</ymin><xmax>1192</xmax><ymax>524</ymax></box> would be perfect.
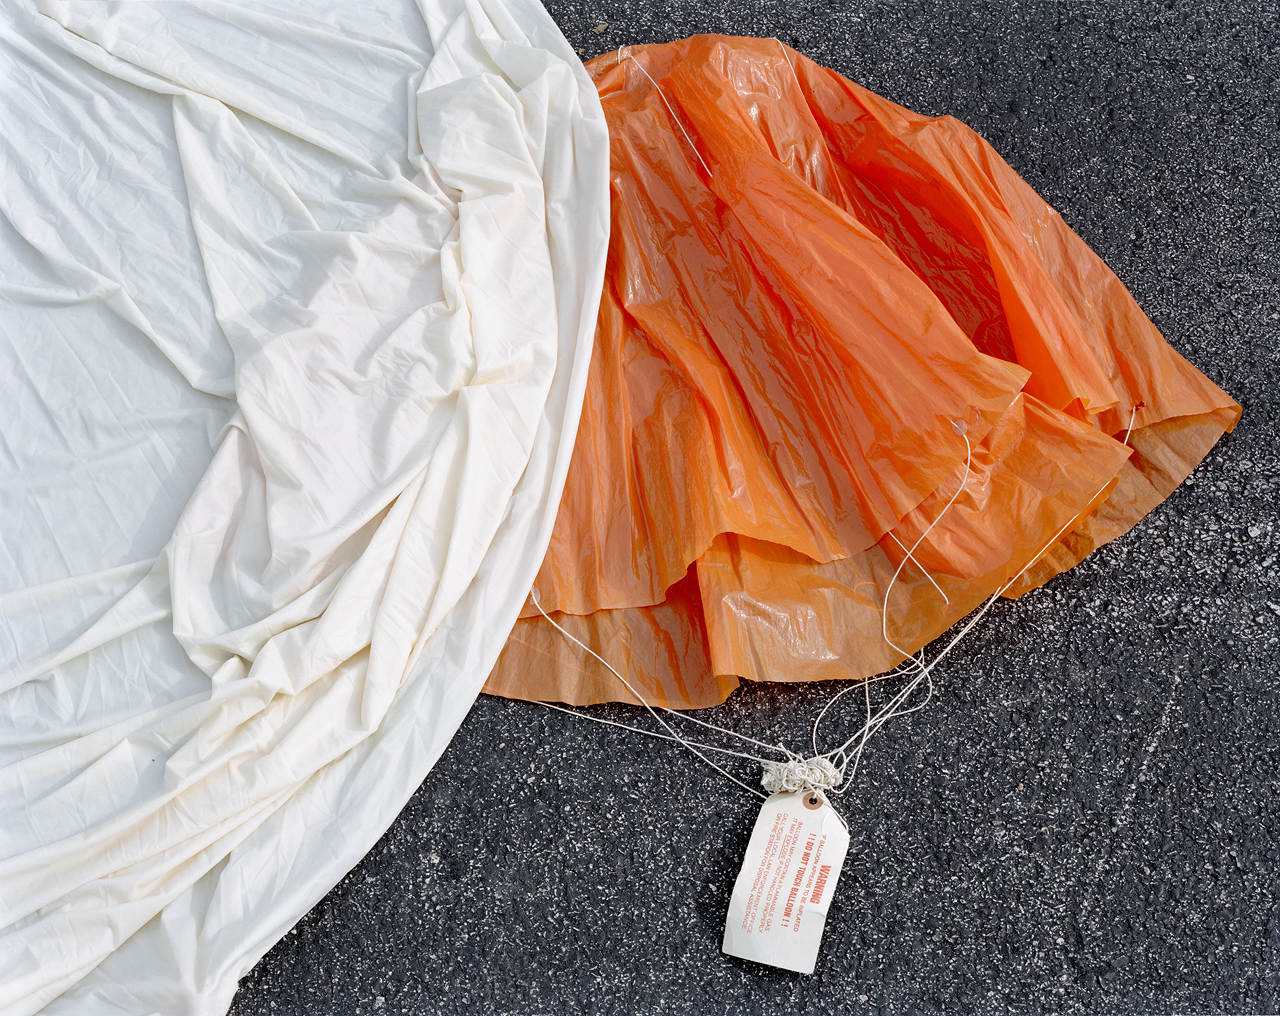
<box><xmin>761</xmin><ymin>756</ymin><xmax>841</xmax><ymax>794</ymax></box>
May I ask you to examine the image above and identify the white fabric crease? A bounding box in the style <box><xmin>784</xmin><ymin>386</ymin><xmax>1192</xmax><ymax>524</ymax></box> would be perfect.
<box><xmin>0</xmin><ymin>0</ymin><xmax>609</xmax><ymax>1012</ymax></box>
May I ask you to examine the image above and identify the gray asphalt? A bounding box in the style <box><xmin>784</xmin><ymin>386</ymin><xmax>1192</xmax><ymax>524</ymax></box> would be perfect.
<box><xmin>229</xmin><ymin>3</ymin><xmax>1280</xmax><ymax>1013</ymax></box>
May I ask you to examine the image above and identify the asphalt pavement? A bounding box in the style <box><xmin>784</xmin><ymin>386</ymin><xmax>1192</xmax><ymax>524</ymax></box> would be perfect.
<box><xmin>229</xmin><ymin>2</ymin><xmax>1280</xmax><ymax>1013</ymax></box>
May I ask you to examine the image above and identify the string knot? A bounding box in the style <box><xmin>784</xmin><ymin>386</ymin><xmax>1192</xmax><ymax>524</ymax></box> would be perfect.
<box><xmin>761</xmin><ymin>756</ymin><xmax>840</xmax><ymax>794</ymax></box>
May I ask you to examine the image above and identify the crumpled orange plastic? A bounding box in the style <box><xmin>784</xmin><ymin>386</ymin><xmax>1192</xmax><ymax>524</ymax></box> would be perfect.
<box><xmin>483</xmin><ymin>36</ymin><xmax>1240</xmax><ymax>709</ymax></box>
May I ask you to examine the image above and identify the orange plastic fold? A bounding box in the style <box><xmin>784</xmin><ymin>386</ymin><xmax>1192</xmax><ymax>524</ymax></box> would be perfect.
<box><xmin>482</xmin><ymin>36</ymin><xmax>1240</xmax><ymax>709</ymax></box>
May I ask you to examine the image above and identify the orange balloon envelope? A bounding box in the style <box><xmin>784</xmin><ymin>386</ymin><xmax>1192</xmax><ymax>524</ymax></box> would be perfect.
<box><xmin>484</xmin><ymin>36</ymin><xmax>1240</xmax><ymax>709</ymax></box>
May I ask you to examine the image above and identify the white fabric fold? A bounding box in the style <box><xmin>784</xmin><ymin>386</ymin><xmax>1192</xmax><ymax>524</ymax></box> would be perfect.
<box><xmin>0</xmin><ymin>1</ymin><xmax>609</xmax><ymax>1012</ymax></box>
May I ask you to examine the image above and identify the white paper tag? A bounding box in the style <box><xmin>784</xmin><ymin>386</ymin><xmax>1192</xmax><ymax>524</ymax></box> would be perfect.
<box><xmin>722</xmin><ymin>790</ymin><xmax>850</xmax><ymax>974</ymax></box>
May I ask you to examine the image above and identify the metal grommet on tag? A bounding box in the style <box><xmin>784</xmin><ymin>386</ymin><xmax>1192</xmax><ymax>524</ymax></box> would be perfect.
<box><xmin>803</xmin><ymin>791</ymin><xmax>823</xmax><ymax>810</ymax></box>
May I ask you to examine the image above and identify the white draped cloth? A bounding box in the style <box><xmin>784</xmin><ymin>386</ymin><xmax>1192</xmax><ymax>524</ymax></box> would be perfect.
<box><xmin>0</xmin><ymin>1</ymin><xmax>608</xmax><ymax>1011</ymax></box>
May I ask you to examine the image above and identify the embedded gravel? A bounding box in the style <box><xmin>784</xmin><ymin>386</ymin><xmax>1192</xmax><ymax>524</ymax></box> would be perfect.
<box><xmin>229</xmin><ymin>2</ymin><xmax>1280</xmax><ymax>1014</ymax></box>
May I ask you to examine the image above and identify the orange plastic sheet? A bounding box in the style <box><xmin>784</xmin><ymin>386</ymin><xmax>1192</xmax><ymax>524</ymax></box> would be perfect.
<box><xmin>483</xmin><ymin>36</ymin><xmax>1240</xmax><ymax>709</ymax></box>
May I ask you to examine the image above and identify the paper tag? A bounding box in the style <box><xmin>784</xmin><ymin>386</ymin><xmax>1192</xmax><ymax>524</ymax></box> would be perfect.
<box><xmin>722</xmin><ymin>790</ymin><xmax>850</xmax><ymax>974</ymax></box>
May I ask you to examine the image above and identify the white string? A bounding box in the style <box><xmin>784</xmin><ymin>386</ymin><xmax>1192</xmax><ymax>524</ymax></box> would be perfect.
<box><xmin>536</xmin><ymin>699</ymin><xmax>772</xmax><ymax>763</ymax></box>
<box><xmin>529</xmin><ymin>404</ymin><xmax>1141</xmax><ymax>797</ymax></box>
<box><xmin>527</xmin><ymin>590</ymin><xmax>770</xmax><ymax>799</ymax></box>
<box><xmin>528</xmin><ymin>414</ymin><xmax>973</xmax><ymax>794</ymax></box>
<box><xmin>887</xmin><ymin>530</ymin><xmax>951</xmax><ymax>604</ymax></box>
<box><xmin>810</xmin><ymin>424</ymin><xmax>976</xmax><ymax>792</ymax></box>
<box><xmin>616</xmin><ymin>46</ymin><xmax>714</xmax><ymax>180</ymax></box>
<box><xmin>528</xmin><ymin>593</ymin><xmax>800</xmax><ymax>762</ymax></box>
<box><xmin>810</xmin><ymin>403</ymin><xmax>1143</xmax><ymax>795</ymax></box>
<box><xmin>772</xmin><ymin>37</ymin><xmax>799</xmax><ymax>80</ymax></box>
<box><xmin>534</xmin><ymin>51</ymin><xmax>1147</xmax><ymax>795</ymax></box>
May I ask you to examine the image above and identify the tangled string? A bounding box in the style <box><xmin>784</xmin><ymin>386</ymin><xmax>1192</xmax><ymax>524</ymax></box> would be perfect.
<box><xmin>761</xmin><ymin>756</ymin><xmax>841</xmax><ymax>794</ymax></box>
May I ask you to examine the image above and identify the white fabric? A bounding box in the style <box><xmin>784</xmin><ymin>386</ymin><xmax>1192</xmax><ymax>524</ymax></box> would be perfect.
<box><xmin>0</xmin><ymin>1</ymin><xmax>608</xmax><ymax>1012</ymax></box>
